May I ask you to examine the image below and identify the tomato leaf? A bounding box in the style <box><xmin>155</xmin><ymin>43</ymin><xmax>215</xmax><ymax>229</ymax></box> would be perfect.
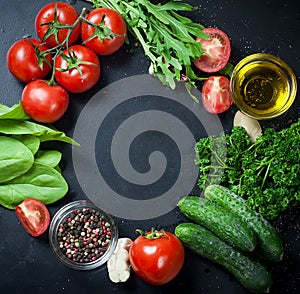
<box><xmin>0</xmin><ymin>162</ymin><xmax>68</xmax><ymax>209</ymax></box>
<box><xmin>0</xmin><ymin>136</ymin><xmax>34</xmax><ymax>184</ymax></box>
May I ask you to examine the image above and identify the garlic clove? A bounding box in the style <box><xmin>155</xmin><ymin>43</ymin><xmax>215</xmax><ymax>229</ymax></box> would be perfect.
<box><xmin>233</xmin><ymin>111</ymin><xmax>262</xmax><ymax>142</ymax></box>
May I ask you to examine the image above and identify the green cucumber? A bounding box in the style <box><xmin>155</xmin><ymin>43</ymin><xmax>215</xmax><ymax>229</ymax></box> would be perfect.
<box><xmin>175</xmin><ymin>222</ymin><xmax>273</xmax><ymax>293</ymax></box>
<box><xmin>178</xmin><ymin>196</ymin><xmax>256</xmax><ymax>252</ymax></box>
<box><xmin>204</xmin><ymin>184</ymin><xmax>284</xmax><ymax>262</ymax></box>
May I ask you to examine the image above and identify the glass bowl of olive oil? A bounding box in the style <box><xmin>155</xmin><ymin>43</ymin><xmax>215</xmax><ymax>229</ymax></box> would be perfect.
<box><xmin>230</xmin><ymin>53</ymin><xmax>297</xmax><ymax>120</ymax></box>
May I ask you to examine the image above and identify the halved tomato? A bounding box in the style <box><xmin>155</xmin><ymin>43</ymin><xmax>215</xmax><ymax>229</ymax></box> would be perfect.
<box><xmin>201</xmin><ymin>76</ymin><xmax>233</xmax><ymax>114</ymax></box>
<box><xmin>16</xmin><ymin>198</ymin><xmax>50</xmax><ymax>237</ymax></box>
<box><xmin>194</xmin><ymin>27</ymin><xmax>231</xmax><ymax>73</ymax></box>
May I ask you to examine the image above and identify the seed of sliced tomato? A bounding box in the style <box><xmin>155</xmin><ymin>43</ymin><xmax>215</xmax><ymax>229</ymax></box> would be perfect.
<box><xmin>194</xmin><ymin>27</ymin><xmax>231</xmax><ymax>73</ymax></box>
<box><xmin>16</xmin><ymin>198</ymin><xmax>50</xmax><ymax>237</ymax></box>
<box><xmin>201</xmin><ymin>76</ymin><xmax>233</xmax><ymax>114</ymax></box>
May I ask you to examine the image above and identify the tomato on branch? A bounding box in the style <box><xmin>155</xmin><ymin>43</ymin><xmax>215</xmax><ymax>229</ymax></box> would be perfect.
<box><xmin>21</xmin><ymin>79</ymin><xmax>69</xmax><ymax>123</ymax></box>
<box><xmin>7</xmin><ymin>38</ymin><xmax>52</xmax><ymax>83</ymax></box>
<box><xmin>81</xmin><ymin>7</ymin><xmax>127</xmax><ymax>56</ymax></box>
<box><xmin>35</xmin><ymin>2</ymin><xmax>81</xmax><ymax>48</ymax></box>
<box><xmin>54</xmin><ymin>45</ymin><xmax>101</xmax><ymax>93</ymax></box>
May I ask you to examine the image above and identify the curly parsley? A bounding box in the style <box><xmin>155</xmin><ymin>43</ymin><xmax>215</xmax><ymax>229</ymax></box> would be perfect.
<box><xmin>195</xmin><ymin>119</ymin><xmax>300</xmax><ymax>219</ymax></box>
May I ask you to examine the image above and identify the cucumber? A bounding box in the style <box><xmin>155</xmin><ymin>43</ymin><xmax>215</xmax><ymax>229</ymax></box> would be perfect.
<box><xmin>178</xmin><ymin>196</ymin><xmax>256</xmax><ymax>252</ymax></box>
<box><xmin>175</xmin><ymin>222</ymin><xmax>273</xmax><ymax>293</ymax></box>
<box><xmin>204</xmin><ymin>184</ymin><xmax>284</xmax><ymax>262</ymax></box>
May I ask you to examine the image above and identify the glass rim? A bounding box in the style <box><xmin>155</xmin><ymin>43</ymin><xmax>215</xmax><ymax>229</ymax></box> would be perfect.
<box><xmin>49</xmin><ymin>200</ymin><xmax>118</xmax><ymax>270</ymax></box>
<box><xmin>230</xmin><ymin>53</ymin><xmax>297</xmax><ymax>120</ymax></box>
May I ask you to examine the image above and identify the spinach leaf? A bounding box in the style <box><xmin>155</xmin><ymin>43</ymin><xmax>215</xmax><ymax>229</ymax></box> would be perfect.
<box><xmin>0</xmin><ymin>102</ymin><xmax>77</xmax><ymax>209</ymax></box>
<box><xmin>0</xmin><ymin>162</ymin><xmax>68</xmax><ymax>209</ymax></box>
<box><xmin>0</xmin><ymin>136</ymin><xmax>34</xmax><ymax>184</ymax></box>
<box><xmin>35</xmin><ymin>150</ymin><xmax>62</xmax><ymax>167</ymax></box>
<box><xmin>0</xmin><ymin>103</ymin><xmax>30</xmax><ymax>120</ymax></box>
<box><xmin>12</xmin><ymin>134</ymin><xmax>40</xmax><ymax>155</ymax></box>
<box><xmin>54</xmin><ymin>165</ymin><xmax>62</xmax><ymax>173</ymax></box>
<box><xmin>0</xmin><ymin>119</ymin><xmax>79</xmax><ymax>146</ymax></box>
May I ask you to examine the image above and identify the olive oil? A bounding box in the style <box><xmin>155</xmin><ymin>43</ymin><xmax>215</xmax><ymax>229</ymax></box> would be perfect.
<box><xmin>230</xmin><ymin>53</ymin><xmax>297</xmax><ymax>119</ymax></box>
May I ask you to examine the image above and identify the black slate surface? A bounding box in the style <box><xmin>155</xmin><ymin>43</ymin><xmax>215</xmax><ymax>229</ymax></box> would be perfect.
<box><xmin>0</xmin><ymin>0</ymin><xmax>299</xmax><ymax>293</ymax></box>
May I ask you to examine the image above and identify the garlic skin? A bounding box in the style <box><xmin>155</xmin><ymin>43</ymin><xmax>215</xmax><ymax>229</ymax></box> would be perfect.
<box><xmin>107</xmin><ymin>238</ymin><xmax>133</xmax><ymax>283</ymax></box>
<box><xmin>148</xmin><ymin>63</ymin><xmax>154</xmax><ymax>75</ymax></box>
<box><xmin>233</xmin><ymin>111</ymin><xmax>262</xmax><ymax>142</ymax></box>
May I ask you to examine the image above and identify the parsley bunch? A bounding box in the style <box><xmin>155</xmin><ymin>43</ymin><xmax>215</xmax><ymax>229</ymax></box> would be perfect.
<box><xmin>92</xmin><ymin>0</ymin><xmax>209</xmax><ymax>101</ymax></box>
<box><xmin>195</xmin><ymin>119</ymin><xmax>300</xmax><ymax>219</ymax></box>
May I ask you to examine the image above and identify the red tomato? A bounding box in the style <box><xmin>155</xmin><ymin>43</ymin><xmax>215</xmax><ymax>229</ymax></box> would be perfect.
<box><xmin>81</xmin><ymin>8</ymin><xmax>127</xmax><ymax>56</ymax></box>
<box><xmin>129</xmin><ymin>229</ymin><xmax>185</xmax><ymax>285</ymax></box>
<box><xmin>54</xmin><ymin>45</ymin><xmax>101</xmax><ymax>93</ymax></box>
<box><xmin>201</xmin><ymin>76</ymin><xmax>233</xmax><ymax>114</ymax></box>
<box><xmin>6</xmin><ymin>38</ymin><xmax>52</xmax><ymax>83</ymax></box>
<box><xmin>16</xmin><ymin>198</ymin><xmax>50</xmax><ymax>237</ymax></box>
<box><xmin>194</xmin><ymin>27</ymin><xmax>231</xmax><ymax>73</ymax></box>
<box><xmin>35</xmin><ymin>2</ymin><xmax>80</xmax><ymax>48</ymax></box>
<box><xmin>21</xmin><ymin>79</ymin><xmax>69</xmax><ymax>123</ymax></box>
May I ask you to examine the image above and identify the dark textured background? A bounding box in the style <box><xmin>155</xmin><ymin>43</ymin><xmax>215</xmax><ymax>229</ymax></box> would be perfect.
<box><xmin>0</xmin><ymin>0</ymin><xmax>299</xmax><ymax>293</ymax></box>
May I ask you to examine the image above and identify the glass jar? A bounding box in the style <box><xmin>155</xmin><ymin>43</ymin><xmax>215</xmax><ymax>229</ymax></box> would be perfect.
<box><xmin>49</xmin><ymin>200</ymin><xmax>118</xmax><ymax>270</ymax></box>
<box><xmin>230</xmin><ymin>53</ymin><xmax>297</xmax><ymax>119</ymax></box>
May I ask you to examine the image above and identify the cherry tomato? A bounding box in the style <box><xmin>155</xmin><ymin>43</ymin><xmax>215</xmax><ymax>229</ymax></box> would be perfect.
<box><xmin>201</xmin><ymin>76</ymin><xmax>233</xmax><ymax>114</ymax></box>
<box><xmin>35</xmin><ymin>2</ymin><xmax>80</xmax><ymax>48</ymax></box>
<box><xmin>6</xmin><ymin>38</ymin><xmax>52</xmax><ymax>83</ymax></box>
<box><xmin>194</xmin><ymin>27</ymin><xmax>231</xmax><ymax>73</ymax></box>
<box><xmin>21</xmin><ymin>79</ymin><xmax>69</xmax><ymax>123</ymax></box>
<box><xmin>54</xmin><ymin>45</ymin><xmax>101</xmax><ymax>93</ymax></box>
<box><xmin>16</xmin><ymin>198</ymin><xmax>50</xmax><ymax>237</ymax></box>
<box><xmin>81</xmin><ymin>8</ymin><xmax>127</xmax><ymax>56</ymax></box>
<box><xmin>129</xmin><ymin>229</ymin><xmax>185</xmax><ymax>285</ymax></box>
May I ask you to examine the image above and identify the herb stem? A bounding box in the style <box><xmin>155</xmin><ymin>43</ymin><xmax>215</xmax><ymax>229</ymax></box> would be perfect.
<box><xmin>91</xmin><ymin>0</ymin><xmax>208</xmax><ymax>96</ymax></box>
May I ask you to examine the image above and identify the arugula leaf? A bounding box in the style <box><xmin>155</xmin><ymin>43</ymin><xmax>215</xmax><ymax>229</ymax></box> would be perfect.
<box><xmin>92</xmin><ymin>0</ymin><xmax>208</xmax><ymax>101</ymax></box>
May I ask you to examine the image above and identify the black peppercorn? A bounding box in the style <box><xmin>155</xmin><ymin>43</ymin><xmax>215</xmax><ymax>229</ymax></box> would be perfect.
<box><xmin>57</xmin><ymin>207</ymin><xmax>112</xmax><ymax>263</ymax></box>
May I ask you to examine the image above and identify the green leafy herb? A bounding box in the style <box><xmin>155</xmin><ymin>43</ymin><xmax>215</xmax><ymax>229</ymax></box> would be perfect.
<box><xmin>195</xmin><ymin>119</ymin><xmax>300</xmax><ymax>219</ymax></box>
<box><xmin>0</xmin><ymin>136</ymin><xmax>34</xmax><ymax>184</ymax></box>
<box><xmin>91</xmin><ymin>0</ymin><xmax>209</xmax><ymax>101</ymax></box>
<box><xmin>0</xmin><ymin>163</ymin><xmax>68</xmax><ymax>210</ymax></box>
<box><xmin>0</xmin><ymin>118</ymin><xmax>79</xmax><ymax>145</ymax></box>
<box><xmin>0</xmin><ymin>103</ymin><xmax>79</xmax><ymax>209</ymax></box>
<box><xmin>0</xmin><ymin>103</ymin><xmax>30</xmax><ymax>120</ymax></box>
<box><xmin>11</xmin><ymin>135</ymin><xmax>40</xmax><ymax>155</ymax></box>
<box><xmin>35</xmin><ymin>150</ymin><xmax>62</xmax><ymax>167</ymax></box>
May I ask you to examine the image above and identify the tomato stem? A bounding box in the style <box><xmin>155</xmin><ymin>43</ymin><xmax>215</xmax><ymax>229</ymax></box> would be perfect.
<box><xmin>81</xmin><ymin>14</ymin><xmax>119</xmax><ymax>44</ymax></box>
<box><xmin>38</xmin><ymin>7</ymin><xmax>94</xmax><ymax>86</ymax></box>
<box><xmin>136</xmin><ymin>228</ymin><xmax>167</xmax><ymax>240</ymax></box>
